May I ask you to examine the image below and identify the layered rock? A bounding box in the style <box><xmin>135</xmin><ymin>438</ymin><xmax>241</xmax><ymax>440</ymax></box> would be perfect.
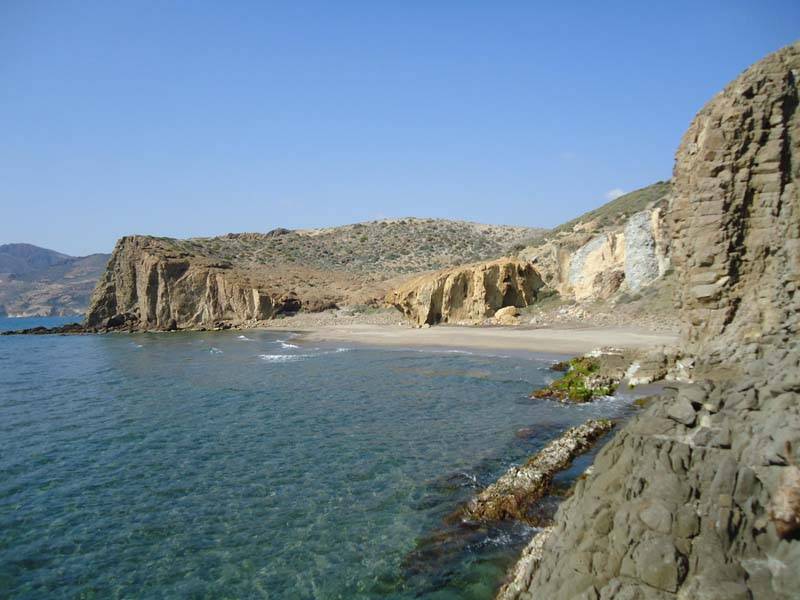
<box><xmin>388</xmin><ymin>259</ymin><xmax>544</xmax><ymax>325</ymax></box>
<box><xmin>85</xmin><ymin>236</ymin><xmax>302</xmax><ymax>330</ymax></box>
<box><xmin>670</xmin><ymin>42</ymin><xmax>800</xmax><ymax>360</ymax></box>
<box><xmin>507</xmin><ymin>42</ymin><xmax>800</xmax><ymax>600</ymax></box>
<box><xmin>515</xmin><ymin>357</ymin><xmax>800</xmax><ymax>600</ymax></box>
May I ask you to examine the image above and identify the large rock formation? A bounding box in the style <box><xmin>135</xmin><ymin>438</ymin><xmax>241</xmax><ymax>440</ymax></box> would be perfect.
<box><xmin>388</xmin><ymin>259</ymin><xmax>544</xmax><ymax>325</ymax></box>
<box><xmin>82</xmin><ymin>219</ymin><xmax>549</xmax><ymax>331</ymax></box>
<box><xmin>460</xmin><ymin>419</ymin><xmax>614</xmax><ymax>523</ymax></box>
<box><xmin>671</xmin><ymin>42</ymin><xmax>800</xmax><ymax>360</ymax></box>
<box><xmin>522</xmin><ymin>194</ymin><xmax>671</xmax><ymax>302</ymax></box>
<box><xmin>507</xmin><ymin>42</ymin><xmax>800</xmax><ymax>600</ymax></box>
<box><xmin>85</xmin><ymin>236</ymin><xmax>301</xmax><ymax>330</ymax></box>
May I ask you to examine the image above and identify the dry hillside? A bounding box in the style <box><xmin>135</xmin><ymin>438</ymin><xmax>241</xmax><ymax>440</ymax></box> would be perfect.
<box><xmin>162</xmin><ymin>217</ymin><xmax>546</xmax><ymax>277</ymax></box>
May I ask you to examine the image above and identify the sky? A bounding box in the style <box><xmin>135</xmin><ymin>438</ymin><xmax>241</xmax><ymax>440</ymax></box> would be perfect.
<box><xmin>2</xmin><ymin>2</ymin><xmax>798</xmax><ymax>255</ymax></box>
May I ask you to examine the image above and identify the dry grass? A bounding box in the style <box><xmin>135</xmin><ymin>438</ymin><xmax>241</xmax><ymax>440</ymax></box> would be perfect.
<box><xmin>159</xmin><ymin>217</ymin><xmax>546</xmax><ymax>278</ymax></box>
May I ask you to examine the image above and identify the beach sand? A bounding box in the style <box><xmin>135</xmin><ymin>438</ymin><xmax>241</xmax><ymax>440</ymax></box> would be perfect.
<box><xmin>264</xmin><ymin>323</ymin><xmax>678</xmax><ymax>355</ymax></box>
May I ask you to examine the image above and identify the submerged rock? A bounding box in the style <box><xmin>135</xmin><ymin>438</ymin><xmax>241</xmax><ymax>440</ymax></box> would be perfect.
<box><xmin>1</xmin><ymin>322</ymin><xmax>86</xmax><ymax>335</ymax></box>
<box><xmin>458</xmin><ymin>419</ymin><xmax>614</xmax><ymax>523</ymax></box>
<box><xmin>531</xmin><ymin>355</ymin><xmax>622</xmax><ymax>403</ymax></box>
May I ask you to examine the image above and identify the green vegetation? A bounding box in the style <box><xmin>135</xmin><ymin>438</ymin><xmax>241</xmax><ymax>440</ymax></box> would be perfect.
<box><xmin>531</xmin><ymin>357</ymin><xmax>618</xmax><ymax>403</ymax></box>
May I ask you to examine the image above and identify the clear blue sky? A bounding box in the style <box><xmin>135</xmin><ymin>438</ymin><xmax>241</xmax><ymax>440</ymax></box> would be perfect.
<box><xmin>2</xmin><ymin>1</ymin><xmax>798</xmax><ymax>255</ymax></box>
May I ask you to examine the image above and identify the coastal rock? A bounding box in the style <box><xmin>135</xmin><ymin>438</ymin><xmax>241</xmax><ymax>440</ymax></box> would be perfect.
<box><xmin>459</xmin><ymin>419</ymin><xmax>614</xmax><ymax>522</ymax></box>
<box><xmin>507</xmin><ymin>42</ymin><xmax>800</xmax><ymax>600</ymax></box>
<box><xmin>670</xmin><ymin>41</ymin><xmax>800</xmax><ymax>361</ymax></box>
<box><xmin>518</xmin><ymin>183</ymin><xmax>673</xmax><ymax>304</ymax></box>
<box><xmin>388</xmin><ymin>259</ymin><xmax>544</xmax><ymax>326</ymax></box>
<box><xmin>531</xmin><ymin>353</ymin><xmax>627</xmax><ymax>403</ymax></box>
<box><xmin>568</xmin><ymin>233</ymin><xmax>626</xmax><ymax>301</ymax></box>
<box><xmin>85</xmin><ymin>236</ymin><xmax>301</xmax><ymax>330</ymax></box>
<box><xmin>496</xmin><ymin>527</ymin><xmax>554</xmax><ymax>600</ymax></box>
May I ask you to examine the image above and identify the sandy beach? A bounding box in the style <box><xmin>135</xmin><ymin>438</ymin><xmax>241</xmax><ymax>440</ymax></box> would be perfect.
<box><xmin>266</xmin><ymin>323</ymin><xmax>678</xmax><ymax>355</ymax></box>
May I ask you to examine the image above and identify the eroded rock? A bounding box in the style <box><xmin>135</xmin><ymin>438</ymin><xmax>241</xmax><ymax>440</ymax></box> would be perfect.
<box><xmin>388</xmin><ymin>259</ymin><xmax>544</xmax><ymax>326</ymax></box>
<box><xmin>459</xmin><ymin>419</ymin><xmax>614</xmax><ymax>522</ymax></box>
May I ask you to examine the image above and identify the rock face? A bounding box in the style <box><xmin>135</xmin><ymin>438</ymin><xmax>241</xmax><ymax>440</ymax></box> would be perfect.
<box><xmin>517</xmin><ymin>361</ymin><xmax>800</xmax><ymax>600</ymax></box>
<box><xmin>388</xmin><ymin>259</ymin><xmax>544</xmax><ymax>325</ymax></box>
<box><xmin>567</xmin><ymin>232</ymin><xmax>626</xmax><ymax>301</ymax></box>
<box><xmin>523</xmin><ymin>200</ymin><xmax>670</xmax><ymax>303</ymax></box>
<box><xmin>388</xmin><ymin>186</ymin><xmax>674</xmax><ymax>325</ymax></box>
<box><xmin>509</xmin><ymin>42</ymin><xmax>800</xmax><ymax>600</ymax></box>
<box><xmin>625</xmin><ymin>209</ymin><xmax>664</xmax><ymax>291</ymax></box>
<box><xmin>85</xmin><ymin>236</ymin><xmax>301</xmax><ymax>330</ymax></box>
<box><xmin>670</xmin><ymin>43</ymin><xmax>800</xmax><ymax>360</ymax></box>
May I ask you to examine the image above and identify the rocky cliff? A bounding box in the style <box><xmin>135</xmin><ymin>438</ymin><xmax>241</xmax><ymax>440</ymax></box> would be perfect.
<box><xmin>388</xmin><ymin>259</ymin><xmax>544</xmax><ymax>326</ymax></box>
<box><xmin>507</xmin><ymin>42</ymin><xmax>800</xmax><ymax>600</ymax></box>
<box><xmin>84</xmin><ymin>218</ymin><xmax>547</xmax><ymax>331</ymax></box>
<box><xmin>85</xmin><ymin>236</ymin><xmax>303</xmax><ymax>330</ymax></box>
<box><xmin>671</xmin><ymin>42</ymin><xmax>800</xmax><ymax>361</ymax></box>
<box><xmin>389</xmin><ymin>187</ymin><xmax>672</xmax><ymax>326</ymax></box>
<box><xmin>520</xmin><ymin>188</ymin><xmax>671</xmax><ymax>302</ymax></box>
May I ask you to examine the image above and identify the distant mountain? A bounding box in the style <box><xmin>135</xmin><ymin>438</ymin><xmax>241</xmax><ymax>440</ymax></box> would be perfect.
<box><xmin>0</xmin><ymin>244</ymin><xmax>111</xmax><ymax>317</ymax></box>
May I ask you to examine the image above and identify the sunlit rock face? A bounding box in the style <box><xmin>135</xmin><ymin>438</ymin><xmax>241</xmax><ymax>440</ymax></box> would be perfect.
<box><xmin>388</xmin><ymin>259</ymin><xmax>544</xmax><ymax>325</ymax></box>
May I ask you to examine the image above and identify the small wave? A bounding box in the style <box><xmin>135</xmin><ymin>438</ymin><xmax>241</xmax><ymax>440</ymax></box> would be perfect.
<box><xmin>209</xmin><ymin>347</ymin><xmax>223</xmax><ymax>354</ymax></box>
<box><xmin>130</xmin><ymin>342</ymin><xmax>143</xmax><ymax>348</ymax></box>
<box><xmin>280</xmin><ymin>342</ymin><xmax>300</xmax><ymax>349</ymax></box>
<box><xmin>259</xmin><ymin>354</ymin><xmax>304</xmax><ymax>362</ymax></box>
<box><xmin>237</xmin><ymin>335</ymin><xmax>253</xmax><ymax>341</ymax></box>
<box><xmin>472</xmin><ymin>531</ymin><xmax>515</xmax><ymax>549</ymax></box>
<box><xmin>258</xmin><ymin>347</ymin><xmax>352</xmax><ymax>363</ymax></box>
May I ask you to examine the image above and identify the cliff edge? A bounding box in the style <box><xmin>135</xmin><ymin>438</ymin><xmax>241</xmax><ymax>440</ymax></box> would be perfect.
<box><xmin>505</xmin><ymin>42</ymin><xmax>800</xmax><ymax>600</ymax></box>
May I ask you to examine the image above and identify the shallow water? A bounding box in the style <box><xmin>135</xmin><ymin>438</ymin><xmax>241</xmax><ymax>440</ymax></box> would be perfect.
<box><xmin>0</xmin><ymin>317</ymin><xmax>634</xmax><ymax>599</ymax></box>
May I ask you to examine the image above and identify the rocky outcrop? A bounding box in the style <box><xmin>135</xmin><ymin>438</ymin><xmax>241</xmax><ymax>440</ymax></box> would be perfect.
<box><xmin>388</xmin><ymin>259</ymin><xmax>544</xmax><ymax>326</ymax></box>
<box><xmin>670</xmin><ymin>43</ymin><xmax>800</xmax><ymax>361</ymax></box>
<box><xmin>531</xmin><ymin>354</ymin><xmax>625</xmax><ymax>403</ymax></box>
<box><xmin>567</xmin><ymin>233</ymin><xmax>626</xmax><ymax>301</ymax></box>
<box><xmin>85</xmin><ymin>236</ymin><xmax>300</xmax><ymax>330</ymax></box>
<box><xmin>459</xmin><ymin>419</ymin><xmax>614</xmax><ymax>522</ymax></box>
<box><xmin>496</xmin><ymin>527</ymin><xmax>554</xmax><ymax>600</ymax></box>
<box><xmin>522</xmin><ymin>202</ymin><xmax>670</xmax><ymax>303</ymax></box>
<box><xmin>506</xmin><ymin>42</ymin><xmax>800</xmax><ymax>600</ymax></box>
<box><xmin>515</xmin><ymin>357</ymin><xmax>800</xmax><ymax>600</ymax></box>
<box><xmin>625</xmin><ymin>209</ymin><xmax>664</xmax><ymax>291</ymax></box>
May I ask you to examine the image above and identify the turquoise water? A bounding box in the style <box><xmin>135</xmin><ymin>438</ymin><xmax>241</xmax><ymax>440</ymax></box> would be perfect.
<box><xmin>0</xmin><ymin>317</ymin><xmax>633</xmax><ymax>599</ymax></box>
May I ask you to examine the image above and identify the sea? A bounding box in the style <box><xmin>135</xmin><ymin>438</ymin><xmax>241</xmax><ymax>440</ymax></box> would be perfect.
<box><xmin>0</xmin><ymin>316</ymin><xmax>637</xmax><ymax>599</ymax></box>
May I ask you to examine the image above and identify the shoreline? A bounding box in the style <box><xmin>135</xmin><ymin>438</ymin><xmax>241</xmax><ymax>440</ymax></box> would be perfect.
<box><xmin>263</xmin><ymin>323</ymin><xmax>678</xmax><ymax>355</ymax></box>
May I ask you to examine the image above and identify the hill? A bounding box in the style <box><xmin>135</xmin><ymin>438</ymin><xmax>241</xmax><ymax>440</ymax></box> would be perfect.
<box><xmin>84</xmin><ymin>218</ymin><xmax>547</xmax><ymax>330</ymax></box>
<box><xmin>0</xmin><ymin>244</ymin><xmax>111</xmax><ymax>317</ymax></box>
<box><xmin>161</xmin><ymin>218</ymin><xmax>545</xmax><ymax>276</ymax></box>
